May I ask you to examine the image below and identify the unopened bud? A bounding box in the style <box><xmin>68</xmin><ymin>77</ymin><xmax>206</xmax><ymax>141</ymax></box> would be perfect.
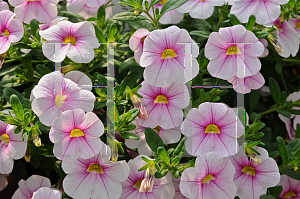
<box><xmin>245</xmin><ymin>146</ymin><xmax>262</xmax><ymax>165</ymax></box>
<box><xmin>139</xmin><ymin>164</ymin><xmax>155</xmax><ymax>192</ymax></box>
<box><xmin>134</xmin><ymin>8</ymin><xmax>142</xmax><ymax>16</ymax></box>
<box><xmin>130</xmin><ymin>94</ymin><xmax>149</xmax><ymax>120</ymax></box>
<box><xmin>267</xmin><ymin>33</ymin><xmax>284</xmax><ymax>54</ymax></box>
<box><xmin>110</xmin><ymin>140</ymin><xmax>118</xmax><ymax>162</ymax></box>
<box><xmin>0</xmin><ymin>52</ymin><xmax>7</xmax><ymax>69</ymax></box>
<box><xmin>61</xmin><ymin>65</ymin><xmax>77</xmax><ymax>74</ymax></box>
<box><xmin>24</xmin><ymin>147</ymin><xmax>31</xmax><ymax>162</ymax></box>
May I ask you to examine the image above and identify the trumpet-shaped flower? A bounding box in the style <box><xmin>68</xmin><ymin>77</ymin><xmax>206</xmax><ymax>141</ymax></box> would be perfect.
<box><xmin>8</xmin><ymin>0</ymin><xmax>59</xmax><ymax>24</ymax></box>
<box><xmin>49</xmin><ymin>109</ymin><xmax>105</xmax><ymax>161</ymax></box>
<box><xmin>288</xmin><ymin>17</ymin><xmax>300</xmax><ymax>36</ymax></box>
<box><xmin>39</xmin><ymin>16</ymin><xmax>68</xmax><ymax>31</ymax></box>
<box><xmin>229</xmin><ymin>146</ymin><xmax>280</xmax><ymax>199</ymax></box>
<box><xmin>0</xmin><ymin>121</ymin><xmax>27</xmax><ymax>174</ymax></box>
<box><xmin>140</xmin><ymin>26</ymin><xmax>199</xmax><ymax>87</ymax></box>
<box><xmin>180</xmin><ymin>152</ymin><xmax>237</xmax><ymax>199</ymax></box>
<box><xmin>205</xmin><ymin>25</ymin><xmax>264</xmax><ymax>80</ymax></box>
<box><xmin>177</xmin><ymin>0</ymin><xmax>225</xmax><ymax>20</ymax></box>
<box><xmin>0</xmin><ymin>10</ymin><xmax>24</xmax><ymax>54</ymax></box>
<box><xmin>121</xmin><ymin>155</ymin><xmax>175</xmax><ymax>199</ymax></box>
<box><xmin>67</xmin><ymin>2</ymin><xmax>112</xmax><ymax>19</ymax></box>
<box><xmin>0</xmin><ymin>0</ymin><xmax>8</xmax><ymax>11</ymax></box>
<box><xmin>12</xmin><ymin>175</ymin><xmax>51</xmax><ymax>199</ymax></box>
<box><xmin>32</xmin><ymin>187</ymin><xmax>61</xmax><ymax>199</ymax></box>
<box><xmin>230</xmin><ymin>0</ymin><xmax>289</xmax><ymax>25</ymax></box>
<box><xmin>129</xmin><ymin>28</ymin><xmax>150</xmax><ymax>64</ymax></box>
<box><xmin>67</xmin><ymin>0</ymin><xmax>108</xmax><ymax>8</ymax></box>
<box><xmin>62</xmin><ymin>144</ymin><xmax>130</xmax><ymax>199</ymax></box>
<box><xmin>278</xmin><ymin>175</ymin><xmax>300</xmax><ymax>199</ymax></box>
<box><xmin>31</xmin><ymin>71</ymin><xmax>95</xmax><ymax>126</ymax></box>
<box><xmin>181</xmin><ymin>102</ymin><xmax>244</xmax><ymax>157</ymax></box>
<box><xmin>136</xmin><ymin>81</ymin><xmax>190</xmax><ymax>129</ymax></box>
<box><xmin>39</xmin><ymin>21</ymin><xmax>100</xmax><ymax>63</ymax></box>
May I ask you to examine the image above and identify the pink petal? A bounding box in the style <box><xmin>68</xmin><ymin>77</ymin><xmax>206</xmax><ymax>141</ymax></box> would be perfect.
<box><xmin>32</xmin><ymin>187</ymin><xmax>61</xmax><ymax>199</ymax></box>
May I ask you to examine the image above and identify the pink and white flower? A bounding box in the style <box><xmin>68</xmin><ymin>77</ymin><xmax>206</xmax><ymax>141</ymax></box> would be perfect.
<box><xmin>172</xmin><ymin>176</ymin><xmax>188</xmax><ymax>199</ymax></box>
<box><xmin>8</xmin><ymin>0</ymin><xmax>59</xmax><ymax>24</ymax></box>
<box><xmin>64</xmin><ymin>70</ymin><xmax>93</xmax><ymax>91</ymax></box>
<box><xmin>258</xmin><ymin>38</ymin><xmax>269</xmax><ymax>58</ymax></box>
<box><xmin>31</xmin><ymin>71</ymin><xmax>95</xmax><ymax>126</ymax></box>
<box><xmin>129</xmin><ymin>28</ymin><xmax>150</xmax><ymax>64</ymax></box>
<box><xmin>229</xmin><ymin>146</ymin><xmax>280</xmax><ymax>199</ymax></box>
<box><xmin>49</xmin><ymin>109</ymin><xmax>105</xmax><ymax>161</ymax></box>
<box><xmin>177</xmin><ymin>0</ymin><xmax>225</xmax><ymax>20</ymax></box>
<box><xmin>62</xmin><ymin>144</ymin><xmax>130</xmax><ymax>199</ymax></box>
<box><xmin>205</xmin><ymin>25</ymin><xmax>264</xmax><ymax>80</ymax></box>
<box><xmin>32</xmin><ymin>187</ymin><xmax>61</xmax><ymax>199</ymax></box>
<box><xmin>230</xmin><ymin>0</ymin><xmax>289</xmax><ymax>25</ymax></box>
<box><xmin>140</xmin><ymin>26</ymin><xmax>199</xmax><ymax>87</ymax></box>
<box><xmin>136</xmin><ymin>81</ymin><xmax>190</xmax><ymax>129</ymax></box>
<box><xmin>67</xmin><ymin>2</ymin><xmax>112</xmax><ymax>20</ymax></box>
<box><xmin>288</xmin><ymin>16</ymin><xmax>300</xmax><ymax>36</ymax></box>
<box><xmin>181</xmin><ymin>102</ymin><xmax>244</xmax><ymax>157</ymax></box>
<box><xmin>121</xmin><ymin>155</ymin><xmax>175</xmax><ymax>199</ymax></box>
<box><xmin>0</xmin><ymin>10</ymin><xmax>24</xmax><ymax>54</ymax></box>
<box><xmin>67</xmin><ymin>0</ymin><xmax>108</xmax><ymax>8</ymax></box>
<box><xmin>12</xmin><ymin>175</ymin><xmax>51</xmax><ymax>199</ymax></box>
<box><xmin>0</xmin><ymin>120</ymin><xmax>27</xmax><ymax>174</ymax></box>
<box><xmin>0</xmin><ymin>0</ymin><xmax>8</xmax><ymax>11</ymax></box>
<box><xmin>180</xmin><ymin>151</ymin><xmax>237</xmax><ymax>199</ymax></box>
<box><xmin>278</xmin><ymin>175</ymin><xmax>300</xmax><ymax>199</ymax></box>
<box><xmin>39</xmin><ymin>16</ymin><xmax>68</xmax><ymax>31</ymax></box>
<box><xmin>39</xmin><ymin>21</ymin><xmax>100</xmax><ymax>63</ymax></box>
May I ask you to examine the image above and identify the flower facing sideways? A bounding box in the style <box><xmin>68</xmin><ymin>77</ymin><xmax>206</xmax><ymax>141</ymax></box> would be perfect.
<box><xmin>278</xmin><ymin>175</ymin><xmax>300</xmax><ymax>199</ymax></box>
<box><xmin>31</xmin><ymin>187</ymin><xmax>61</xmax><ymax>199</ymax></box>
<box><xmin>129</xmin><ymin>28</ymin><xmax>150</xmax><ymax>64</ymax></box>
<box><xmin>67</xmin><ymin>2</ymin><xmax>112</xmax><ymax>20</ymax></box>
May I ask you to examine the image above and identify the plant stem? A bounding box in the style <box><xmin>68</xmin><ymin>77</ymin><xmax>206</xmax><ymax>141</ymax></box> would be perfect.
<box><xmin>82</xmin><ymin>64</ymin><xmax>90</xmax><ymax>77</ymax></box>
<box><xmin>144</xmin><ymin>10</ymin><xmax>158</xmax><ymax>29</ymax></box>
<box><xmin>214</xmin><ymin>18</ymin><xmax>223</xmax><ymax>32</ymax></box>
<box><xmin>281</xmin><ymin>73</ymin><xmax>290</xmax><ymax>95</ymax></box>
<box><xmin>282</xmin><ymin>58</ymin><xmax>300</xmax><ymax>63</ymax></box>
<box><xmin>259</xmin><ymin>108</ymin><xmax>278</xmax><ymax>116</ymax></box>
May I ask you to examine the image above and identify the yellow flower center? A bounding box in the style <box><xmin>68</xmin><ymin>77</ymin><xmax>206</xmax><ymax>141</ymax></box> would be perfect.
<box><xmin>86</xmin><ymin>163</ymin><xmax>104</xmax><ymax>174</ymax></box>
<box><xmin>275</xmin><ymin>24</ymin><xmax>283</xmax><ymax>32</ymax></box>
<box><xmin>141</xmin><ymin>36</ymin><xmax>146</xmax><ymax>43</ymax></box>
<box><xmin>133</xmin><ymin>179</ymin><xmax>143</xmax><ymax>189</ymax></box>
<box><xmin>202</xmin><ymin>174</ymin><xmax>215</xmax><ymax>184</ymax></box>
<box><xmin>205</xmin><ymin>124</ymin><xmax>220</xmax><ymax>134</ymax></box>
<box><xmin>55</xmin><ymin>94</ymin><xmax>67</xmax><ymax>108</ymax></box>
<box><xmin>154</xmin><ymin>95</ymin><xmax>168</xmax><ymax>104</ymax></box>
<box><xmin>64</xmin><ymin>36</ymin><xmax>77</xmax><ymax>45</ymax></box>
<box><xmin>241</xmin><ymin>166</ymin><xmax>256</xmax><ymax>176</ymax></box>
<box><xmin>160</xmin><ymin>0</ymin><xmax>168</xmax><ymax>5</ymax></box>
<box><xmin>0</xmin><ymin>134</ymin><xmax>10</xmax><ymax>144</ymax></box>
<box><xmin>296</xmin><ymin>22</ymin><xmax>300</xmax><ymax>30</ymax></box>
<box><xmin>2</xmin><ymin>29</ymin><xmax>9</xmax><ymax>37</ymax></box>
<box><xmin>161</xmin><ymin>49</ymin><xmax>177</xmax><ymax>59</ymax></box>
<box><xmin>226</xmin><ymin>46</ymin><xmax>241</xmax><ymax>55</ymax></box>
<box><xmin>70</xmin><ymin>129</ymin><xmax>85</xmax><ymax>138</ymax></box>
<box><xmin>153</xmin><ymin>126</ymin><xmax>161</xmax><ymax>134</ymax></box>
<box><xmin>283</xmin><ymin>191</ymin><xmax>296</xmax><ymax>198</ymax></box>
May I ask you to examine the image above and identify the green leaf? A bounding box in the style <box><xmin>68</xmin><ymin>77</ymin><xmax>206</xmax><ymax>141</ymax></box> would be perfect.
<box><xmin>119</xmin><ymin>72</ymin><xmax>139</xmax><ymax>96</ymax></box>
<box><xmin>155</xmin><ymin>169</ymin><xmax>168</xmax><ymax>178</ymax></box>
<box><xmin>245</xmin><ymin>15</ymin><xmax>256</xmax><ymax>30</ymax></box>
<box><xmin>10</xmin><ymin>94</ymin><xmax>24</xmax><ymax>121</ymax></box>
<box><xmin>119</xmin><ymin>57</ymin><xmax>140</xmax><ymax>73</ymax></box>
<box><xmin>276</xmin><ymin>109</ymin><xmax>291</xmax><ymax>118</ymax></box>
<box><xmin>281</xmin><ymin>91</ymin><xmax>287</xmax><ymax>107</ymax></box>
<box><xmin>60</xmin><ymin>11</ymin><xmax>85</xmax><ymax>21</ymax></box>
<box><xmin>260</xmin><ymin>195</ymin><xmax>276</xmax><ymax>199</ymax></box>
<box><xmin>36</xmin><ymin>145</ymin><xmax>53</xmax><ymax>155</ymax></box>
<box><xmin>275</xmin><ymin>62</ymin><xmax>282</xmax><ymax>74</ymax></box>
<box><xmin>279</xmin><ymin>168</ymin><xmax>300</xmax><ymax>180</ymax></box>
<box><xmin>228</xmin><ymin>13</ymin><xmax>241</xmax><ymax>25</ymax></box>
<box><xmin>119</xmin><ymin>131</ymin><xmax>139</xmax><ymax>140</ymax></box>
<box><xmin>287</xmin><ymin>138</ymin><xmax>300</xmax><ymax>156</ymax></box>
<box><xmin>157</xmin><ymin>147</ymin><xmax>170</xmax><ymax>166</ymax></box>
<box><xmin>144</xmin><ymin>127</ymin><xmax>165</xmax><ymax>152</ymax></box>
<box><xmin>171</xmin><ymin>157</ymin><xmax>180</xmax><ymax>166</ymax></box>
<box><xmin>23</xmin><ymin>112</ymin><xmax>31</xmax><ymax>125</ymax></box>
<box><xmin>113</xmin><ymin>12</ymin><xmax>149</xmax><ymax>21</ymax></box>
<box><xmin>269</xmin><ymin>77</ymin><xmax>281</xmax><ymax>103</ymax></box>
<box><xmin>21</xmin><ymin>57</ymin><xmax>33</xmax><ymax>80</ymax></box>
<box><xmin>30</xmin><ymin>19</ymin><xmax>39</xmax><ymax>38</ymax></box>
<box><xmin>255</xmin><ymin>31</ymin><xmax>269</xmax><ymax>39</ymax></box>
<box><xmin>173</xmin><ymin>137</ymin><xmax>186</xmax><ymax>158</ymax></box>
<box><xmin>127</xmin><ymin>108</ymin><xmax>140</xmax><ymax>123</ymax></box>
<box><xmin>94</xmin><ymin>25</ymin><xmax>106</xmax><ymax>43</ymax></box>
<box><xmin>149</xmin><ymin>0</ymin><xmax>161</xmax><ymax>8</ymax></box>
<box><xmin>276</xmin><ymin>136</ymin><xmax>289</xmax><ymax>165</ymax></box>
<box><xmin>36</xmin><ymin>64</ymin><xmax>52</xmax><ymax>76</ymax></box>
<box><xmin>189</xmin><ymin>30</ymin><xmax>211</xmax><ymax>39</ymax></box>
<box><xmin>296</xmin><ymin>124</ymin><xmax>300</xmax><ymax>139</ymax></box>
<box><xmin>97</xmin><ymin>5</ymin><xmax>106</xmax><ymax>22</ymax></box>
<box><xmin>141</xmin><ymin>156</ymin><xmax>152</xmax><ymax>163</ymax></box>
<box><xmin>108</xmin><ymin>24</ymin><xmax>118</xmax><ymax>43</ymax></box>
<box><xmin>128</xmin><ymin>21</ymin><xmax>155</xmax><ymax>31</ymax></box>
<box><xmin>160</xmin><ymin>0</ymin><xmax>188</xmax><ymax>15</ymax></box>
<box><xmin>14</xmin><ymin>126</ymin><xmax>22</xmax><ymax>134</ymax></box>
<box><xmin>53</xmin><ymin>161</ymin><xmax>66</xmax><ymax>179</ymax></box>
<box><xmin>3</xmin><ymin>88</ymin><xmax>25</xmax><ymax>105</ymax></box>
<box><xmin>138</xmin><ymin>163</ymin><xmax>150</xmax><ymax>171</ymax></box>
<box><xmin>271</xmin><ymin>185</ymin><xmax>283</xmax><ymax>198</ymax></box>
<box><xmin>249</xmin><ymin>89</ymin><xmax>260</xmax><ymax>114</ymax></box>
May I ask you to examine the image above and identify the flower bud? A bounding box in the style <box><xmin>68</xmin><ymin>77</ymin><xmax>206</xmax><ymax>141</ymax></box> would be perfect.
<box><xmin>245</xmin><ymin>146</ymin><xmax>262</xmax><ymax>165</ymax></box>
<box><xmin>110</xmin><ymin>140</ymin><xmax>118</xmax><ymax>162</ymax></box>
<box><xmin>0</xmin><ymin>52</ymin><xmax>7</xmax><ymax>69</ymax></box>
<box><xmin>61</xmin><ymin>65</ymin><xmax>77</xmax><ymax>74</ymax></box>
<box><xmin>130</xmin><ymin>94</ymin><xmax>149</xmax><ymax>120</ymax></box>
<box><xmin>24</xmin><ymin>147</ymin><xmax>31</xmax><ymax>162</ymax></box>
<box><xmin>134</xmin><ymin>8</ymin><xmax>142</xmax><ymax>16</ymax></box>
<box><xmin>267</xmin><ymin>33</ymin><xmax>284</xmax><ymax>54</ymax></box>
<box><xmin>139</xmin><ymin>164</ymin><xmax>155</xmax><ymax>192</ymax></box>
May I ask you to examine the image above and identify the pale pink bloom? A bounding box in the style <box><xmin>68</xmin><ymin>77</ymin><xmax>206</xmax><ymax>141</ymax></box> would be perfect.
<box><xmin>31</xmin><ymin>71</ymin><xmax>95</xmax><ymax>126</ymax></box>
<box><xmin>140</xmin><ymin>26</ymin><xmax>199</xmax><ymax>87</ymax></box>
<box><xmin>67</xmin><ymin>3</ymin><xmax>112</xmax><ymax>19</ymax></box>
<box><xmin>64</xmin><ymin>70</ymin><xmax>93</xmax><ymax>91</ymax></box>
<box><xmin>12</xmin><ymin>175</ymin><xmax>51</xmax><ymax>199</ymax></box>
<box><xmin>0</xmin><ymin>0</ymin><xmax>8</xmax><ymax>11</ymax></box>
<box><xmin>205</xmin><ymin>25</ymin><xmax>264</xmax><ymax>80</ymax></box>
<box><xmin>224</xmin><ymin>0</ymin><xmax>234</xmax><ymax>5</ymax></box>
<box><xmin>229</xmin><ymin>146</ymin><xmax>280</xmax><ymax>199</ymax></box>
<box><xmin>125</xmin><ymin>119</ymin><xmax>181</xmax><ymax>156</ymax></box>
<box><xmin>181</xmin><ymin>102</ymin><xmax>244</xmax><ymax>157</ymax></box>
<box><xmin>32</xmin><ymin>187</ymin><xmax>61</xmax><ymax>199</ymax></box>
<box><xmin>8</xmin><ymin>0</ymin><xmax>59</xmax><ymax>24</ymax></box>
<box><xmin>129</xmin><ymin>28</ymin><xmax>150</xmax><ymax>64</ymax></box>
<box><xmin>39</xmin><ymin>21</ymin><xmax>100</xmax><ymax>63</ymax></box>
<box><xmin>278</xmin><ymin>175</ymin><xmax>300</xmax><ymax>199</ymax></box>
<box><xmin>121</xmin><ymin>155</ymin><xmax>175</xmax><ymax>199</ymax></box>
<box><xmin>39</xmin><ymin>16</ymin><xmax>68</xmax><ymax>31</ymax></box>
<box><xmin>180</xmin><ymin>152</ymin><xmax>237</xmax><ymax>199</ymax></box>
<box><xmin>172</xmin><ymin>176</ymin><xmax>188</xmax><ymax>199</ymax></box>
<box><xmin>136</xmin><ymin>81</ymin><xmax>190</xmax><ymax>129</ymax></box>
<box><xmin>258</xmin><ymin>38</ymin><xmax>269</xmax><ymax>58</ymax></box>
<box><xmin>0</xmin><ymin>10</ymin><xmax>24</xmax><ymax>54</ymax></box>
<box><xmin>177</xmin><ymin>0</ymin><xmax>225</xmax><ymax>20</ymax></box>
<box><xmin>0</xmin><ymin>174</ymin><xmax>8</xmax><ymax>191</ymax></box>
<box><xmin>49</xmin><ymin>109</ymin><xmax>105</xmax><ymax>161</ymax></box>
<box><xmin>62</xmin><ymin>144</ymin><xmax>130</xmax><ymax>199</ymax></box>
<box><xmin>260</xmin><ymin>85</ymin><xmax>271</xmax><ymax>97</ymax></box>
<box><xmin>227</xmin><ymin>72</ymin><xmax>265</xmax><ymax>94</ymax></box>
<box><xmin>230</xmin><ymin>0</ymin><xmax>289</xmax><ymax>25</ymax></box>
<box><xmin>0</xmin><ymin>120</ymin><xmax>27</xmax><ymax>174</ymax></box>
<box><xmin>288</xmin><ymin>17</ymin><xmax>300</xmax><ymax>36</ymax></box>
<box><xmin>67</xmin><ymin>0</ymin><xmax>108</xmax><ymax>8</ymax></box>
<box><xmin>270</xmin><ymin>18</ymin><xmax>300</xmax><ymax>58</ymax></box>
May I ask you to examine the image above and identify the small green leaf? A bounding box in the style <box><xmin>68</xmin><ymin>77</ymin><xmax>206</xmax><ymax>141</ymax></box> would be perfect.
<box><xmin>160</xmin><ymin>0</ymin><xmax>188</xmax><ymax>15</ymax></box>
<box><xmin>113</xmin><ymin>12</ymin><xmax>149</xmax><ymax>21</ymax></box>
<box><xmin>275</xmin><ymin>62</ymin><xmax>282</xmax><ymax>74</ymax></box>
<box><xmin>10</xmin><ymin>94</ymin><xmax>24</xmax><ymax>121</ymax></box>
<box><xmin>21</xmin><ymin>57</ymin><xmax>33</xmax><ymax>80</ymax></box>
<box><xmin>281</xmin><ymin>91</ymin><xmax>287</xmax><ymax>107</ymax></box>
<box><xmin>138</xmin><ymin>163</ymin><xmax>150</xmax><ymax>171</ymax></box>
<box><xmin>149</xmin><ymin>0</ymin><xmax>161</xmax><ymax>8</ymax></box>
<box><xmin>36</xmin><ymin>64</ymin><xmax>52</xmax><ymax>76</ymax></box>
<box><xmin>144</xmin><ymin>128</ymin><xmax>165</xmax><ymax>152</ymax></box>
<box><xmin>23</xmin><ymin>112</ymin><xmax>31</xmax><ymax>125</ymax></box>
<box><xmin>155</xmin><ymin>169</ymin><xmax>168</xmax><ymax>178</ymax></box>
<box><xmin>141</xmin><ymin>156</ymin><xmax>152</xmax><ymax>164</ymax></box>
<box><xmin>279</xmin><ymin>168</ymin><xmax>300</xmax><ymax>180</ymax></box>
<box><xmin>127</xmin><ymin>108</ymin><xmax>140</xmax><ymax>123</ymax></box>
<box><xmin>94</xmin><ymin>25</ymin><xmax>106</xmax><ymax>43</ymax></box>
<box><xmin>3</xmin><ymin>88</ymin><xmax>25</xmax><ymax>105</ymax></box>
<box><xmin>255</xmin><ymin>32</ymin><xmax>269</xmax><ymax>39</ymax></box>
<box><xmin>97</xmin><ymin>6</ymin><xmax>106</xmax><ymax>22</ymax></box>
<box><xmin>276</xmin><ymin>136</ymin><xmax>289</xmax><ymax>165</ymax></box>
<box><xmin>228</xmin><ymin>14</ymin><xmax>241</xmax><ymax>25</ymax></box>
<box><xmin>157</xmin><ymin>147</ymin><xmax>170</xmax><ymax>166</ymax></box>
<box><xmin>269</xmin><ymin>77</ymin><xmax>281</xmax><ymax>103</ymax></box>
<box><xmin>276</xmin><ymin>109</ymin><xmax>291</xmax><ymax>118</ymax></box>
<box><xmin>173</xmin><ymin>137</ymin><xmax>186</xmax><ymax>158</ymax></box>
<box><xmin>108</xmin><ymin>24</ymin><xmax>118</xmax><ymax>43</ymax></box>
<box><xmin>119</xmin><ymin>131</ymin><xmax>139</xmax><ymax>140</ymax></box>
<box><xmin>260</xmin><ymin>195</ymin><xmax>276</xmax><ymax>199</ymax></box>
<box><xmin>124</xmin><ymin>124</ymin><xmax>136</xmax><ymax>131</ymax></box>
<box><xmin>245</xmin><ymin>15</ymin><xmax>256</xmax><ymax>30</ymax></box>
<box><xmin>14</xmin><ymin>126</ymin><xmax>22</xmax><ymax>134</ymax></box>
<box><xmin>30</xmin><ymin>19</ymin><xmax>39</xmax><ymax>38</ymax></box>
<box><xmin>171</xmin><ymin>157</ymin><xmax>180</xmax><ymax>166</ymax></box>
<box><xmin>296</xmin><ymin>124</ymin><xmax>300</xmax><ymax>139</ymax></box>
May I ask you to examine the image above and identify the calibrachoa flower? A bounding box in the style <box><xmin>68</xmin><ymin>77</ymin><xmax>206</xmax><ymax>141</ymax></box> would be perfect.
<box><xmin>140</xmin><ymin>26</ymin><xmax>199</xmax><ymax>87</ymax></box>
<box><xmin>39</xmin><ymin>21</ymin><xmax>100</xmax><ymax>63</ymax></box>
<box><xmin>258</xmin><ymin>38</ymin><xmax>269</xmax><ymax>58</ymax></box>
<box><xmin>172</xmin><ymin>176</ymin><xmax>188</xmax><ymax>199</ymax></box>
<box><xmin>12</xmin><ymin>175</ymin><xmax>51</xmax><ymax>199</ymax></box>
<box><xmin>278</xmin><ymin>175</ymin><xmax>300</xmax><ymax>199</ymax></box>
<box><xmin>136</xmin><ymin>81</ymin><xmax>190</xmax><ymax>129</ymax></box>
<box><xmin>177</xmin><ymin>0</ymin><xmax>225</xmax><ymax>20</ymax></box>
<box><xmin>0</xmin><ymin>10</ymin><xmax>24</xmax><ymax>54</ymax></box>
<box><xmin>32</xmin><ymin>187</ymin><xmax>61</xmax><ymax>199</ymax></box>
<box><xmin>129</xmin><ymin>28</ymin><xmax>150</xmax><ymax>64</ymax></box>
<box><xmin>0</xmin><ymin>121</ymin><xmax>27</xmax><ymax>174</ymax></box>
<box><xmin>49</xmin><ymin>109</ymin><xmax>105</xmax><ymax>161</ymax></box>
<box><xmin>230</xmin><ymin>0</ymin><xmax>289</xmax><ymax>25</ymax></box>
<box><xmin>181</xmin><ymin>102</ymin><xmax>244</xmax><ymax>157</ymax></box>
<box><xmin>205</xmin><ymin>25</ymin><xmax>264</xmax><ymax>80</ymax></box>
<box><xmin>8</xmin><ymin>0</ymin><xmax>59</xmax><ymax>24</ymax></box>
<box><xmin>67</xmin><ymin>2</ymin><xmax>112</xmax><ymax>20</ymax></box>
<box><xmin>288</xmin><ymin>16</ymin><xmax>300</xmax><ymax>36</ymax></box>
<box><xmin>121</xmin><ymin>155</ymin><xmax>175</xmax><ymax>199</ymax></box>
<box><xmin>227</xmin><ymin>72</ymin><xmax>265</xmax><ymax>94</ymax></box>
<box><xmin>64</xmin><ymin>70</ymin><xmax>93</xmax><ymax>91</ymax></box>
<box><xmin>0</xmin><ymin>0</ymin><xmax>8</xmax><ymax>11</ymax></box>
<box><xmin>32</xmin><ymin>71</ymin><xmax>95</xmax><ymax>126</ymax></box>
<box><xmin>67</xmin><ymin>0</ymin><xmax>108</xmax><ymax>8</ymax></box>
<box><xmin>229</xmin><ymin>146</ymin><xmax>280</xmax><ymax>199</ymax></box>
<box><xmin>125</xmin><ymin>119</ymin><xmax>181</xmax><ymax>156</ymax></box>
<box><xmin>62</xmin><ymin>144</ymin><xmax>130</xmax><ymax>199</ymax></box>
<box><xmin>180</xmin><ymin>152</ymin><xmax>237</xmax><ymax>199</ymax></box>
<box><xmin>39</xmin><ymin>16</ymin><xmax>68</xmax><ymax>31</ymax></box>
